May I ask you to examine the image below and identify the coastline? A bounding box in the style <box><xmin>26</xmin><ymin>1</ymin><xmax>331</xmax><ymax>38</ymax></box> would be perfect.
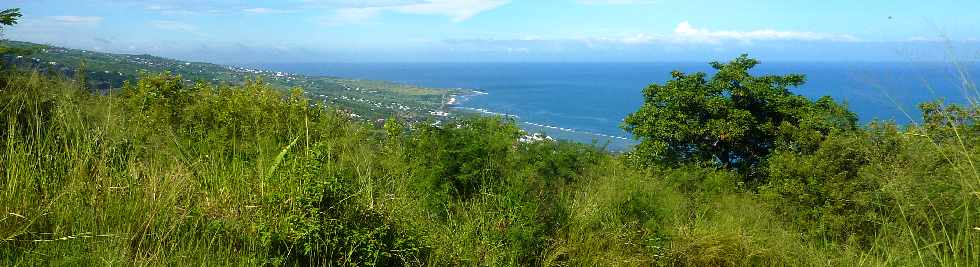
<box><xmin>446</xmin><ymin>89</ymin><xmax>636</xmax><ymax>150</ymax></box>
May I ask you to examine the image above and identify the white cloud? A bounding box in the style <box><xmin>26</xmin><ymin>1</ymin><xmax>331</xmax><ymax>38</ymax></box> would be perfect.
<box><xmin>393</xmin><ymin>0</ymin><xmax>510</xmax><ymax>22</ymax></box>
<box><xmin>243</xmin><ymin>8</ymin><xmax>293</xmax><ymax>14</ymax></box>
<box><xmin>617</xmin><ymin>33</ymin><xmax>657</xmax><ymax>44</ymax></box>
<box><xmin>444</xmin><ymin>21</ymin><xmax>861</xmax><ymax>52</ymax></box>
<box><xmin>319</xmin><ymin>0</ymin><xmax>509</xmax><ymax>25</ymax></box>
<box><xmin>456</xmin><ymin>21</ymin><xmax>858</xmax><ymax>46</ymax></box>
<box><xmin>149</xmin><ymin>20</ymin><xmax>197</xmax><ymax>32</ymax></box>
<box><xmin>48</xmin><ymin>16</ymin><xmax>104</xmax><ymax>26</ymax></box>
<box><xmin>671</xmin><ymin>21</ymin><xmax>859</xmax><ymax>43</ymax></box>
<box><xmin>578</xmin><ymin>0</ymin><xmax>657</xmax><ymax>5</ymax></box>
<box><xmin>320</xmin><ymin>8</ymin><xmax>382</xmax><ymax>26</ymax></box>
<box><xmin>112</xmin><ymin>0</ymin><xmax>507</xmax><ymax>24</ymax></box>
<box><xmin>143</xmin><ymin>4</ymin><xmax>200</xmax><ymax>15</ymax></box>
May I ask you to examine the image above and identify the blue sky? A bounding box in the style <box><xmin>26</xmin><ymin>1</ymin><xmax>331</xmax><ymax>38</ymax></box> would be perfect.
<box><xmin>4</xmin><ymin>0</ymin><xmax>979</xmax><ymax>63</ymax></box>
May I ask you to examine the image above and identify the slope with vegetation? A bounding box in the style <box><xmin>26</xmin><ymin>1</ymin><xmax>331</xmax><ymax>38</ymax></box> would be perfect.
<box><xmin>1</xmin><ymin>8</ymin><xmax>979</xmax><ymax>265</ymax></box>
<box><xmin>1</xmin><ymin>55</ymin><xmax>977</xmax><ymax>266</ymax></box>
<box><xmin>0</xmin><ymin>40</ymin><xmax>459</xmax><ymax>123</ymax></box>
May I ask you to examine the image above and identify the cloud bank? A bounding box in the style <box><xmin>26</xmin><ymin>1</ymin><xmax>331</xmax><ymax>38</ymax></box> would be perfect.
<box><xmin>320</xmin><ymin>0</ymin><xmax>510</xmax><ymax>25</ymax></box>
<box><xmin>448</xmin><ymin>21</ymin><xmax>860</xmax><ymax>48</ymax></box>
<box><xmin>671</xmin><ymin>21</ymin><xmax>859</xmax><ymax>43</ymax></box>
<box><xmin>48</xmin><ymin>16</ymin><xmax>104</xmax><ymax>26</ymax></box>
<box><xmin>149</xmin><ymin>20</ymin><xmax>197</xmax><ymax>32</ymax></box>
<box><xmin>114</xmin><ymin>0</ymin><xmax>509</xmax><ymax>23</ymax></box>
<box><xmin>577</xmin><ymin>0</ymin><xmax>657</xmax><ymax>5</ymax></box>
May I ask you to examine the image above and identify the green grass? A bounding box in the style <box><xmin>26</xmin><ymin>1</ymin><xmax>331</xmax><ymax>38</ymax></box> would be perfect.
<box><xmin>0</xmin><ymin>65</ymin><xmax>978</xmax><ymax>266</ymax></box>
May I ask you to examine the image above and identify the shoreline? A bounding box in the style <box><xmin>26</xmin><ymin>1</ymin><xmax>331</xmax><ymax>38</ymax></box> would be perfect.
<box><xmin>446</xmin><ymin>90</ymin><xmax>635</xmax><ymax>150</ymax></box>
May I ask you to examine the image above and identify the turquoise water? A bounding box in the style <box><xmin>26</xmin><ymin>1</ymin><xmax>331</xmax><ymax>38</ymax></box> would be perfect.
<box><xmin>259</xmin><ymin>62</ymin><xmax>979</xmax><ymax>150</ymax></box>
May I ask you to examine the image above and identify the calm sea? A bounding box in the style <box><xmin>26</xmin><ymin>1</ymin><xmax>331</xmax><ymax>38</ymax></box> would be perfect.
<box><xmin>258</xmin><ymin>62</ymin><xmax>979</xmax><ymax>150</ymax></box>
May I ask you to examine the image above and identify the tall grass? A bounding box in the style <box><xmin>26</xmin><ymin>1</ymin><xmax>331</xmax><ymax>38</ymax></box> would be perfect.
<box><xmin>880</xmin><ymin>59</ymin><xmax>980</xmax><ymax>266</ymax></box>
<box><xmin>0</xmin><ymin>65</ymin><xmax>977</xmax><ymax>266</ymax></box>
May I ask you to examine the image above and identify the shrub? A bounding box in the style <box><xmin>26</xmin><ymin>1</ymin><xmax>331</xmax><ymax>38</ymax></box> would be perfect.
<box><xmin>405</xmin><ymin>117</ymin><xmax>522</xmax><ymax>199</ymax></box>
<box><xmin>260</xmin><ymin>142</ymin><xmax>427</xmax><ymax>266</ymax></box>
<box><xmin>763</xmin><ymin>131</ymin><xmax>888</xmax><ymax>246</ymax></box>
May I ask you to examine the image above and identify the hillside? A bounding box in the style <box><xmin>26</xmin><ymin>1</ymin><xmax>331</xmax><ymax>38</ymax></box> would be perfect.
<box><xmin>1</xmin><ymin>52</ymin><xmax>978</xmax><ymax>265</ymax></box>
<box><xmin>4</xmin><ymin>1</ymin><xmax>980</xmax><ymax>265</ymax></box>
<box><xmin>0</xmin><ymin>40</ymin><xmax>462</xmax><ymax>122</ymax></box>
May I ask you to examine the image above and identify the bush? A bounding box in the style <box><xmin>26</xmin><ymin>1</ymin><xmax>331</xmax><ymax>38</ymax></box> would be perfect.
<box><xmin>405</xmin><ymin>117</ymin><xmax>522</xmax><ymax>199</ymax></box>
<box><xmin>763</xmin><ymin>131</ymin><xmax>888</xmax><ymax>246</ymax></box>
<box><xmin>260</xmin><ymin>142</ymin><xmax>427</xmax><ymax>266</ymax></box>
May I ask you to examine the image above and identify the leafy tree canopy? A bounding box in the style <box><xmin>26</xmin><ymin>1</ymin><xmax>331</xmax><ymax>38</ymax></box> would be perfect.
<box><xmin>0</xmin><ymin>8</ymin><xmax>20</xmax><ymax>28</ymax></box>
<box><xmin>0</xmin><ymin>8</ymin><xmax>23</xmax><ymax>55</ymax></box>
<box><xmin>622</xmin><ymin>54</ymin><xmax>857</xmax><ymax>181</ymax></box>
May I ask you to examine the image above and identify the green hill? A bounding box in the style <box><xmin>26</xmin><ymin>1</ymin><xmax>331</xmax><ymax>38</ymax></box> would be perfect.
<box><xmin>0</xmin><ymin>40</ymin><xmax>460</xmax><ymax>122</ymax></box>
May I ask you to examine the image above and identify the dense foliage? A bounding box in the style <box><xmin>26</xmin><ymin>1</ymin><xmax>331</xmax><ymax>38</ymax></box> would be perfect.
<box><xmin>623</xmin><ymin>55</ymin><xmax>857</xmax><ymax>182</ymax></box>
<box><xmin>1</xmin><ymin>54</ymin><xmax>979</xmax><ymax>266</ymax></box>
<box><xmin>0</xmin><ymin>8</ymin><xmax>26</xmax><ymax>56</ymax></box>
<box><xmin>0</xmin><ymin>8</ymin><xmax>19</xmax><ymax>29</ymax></box>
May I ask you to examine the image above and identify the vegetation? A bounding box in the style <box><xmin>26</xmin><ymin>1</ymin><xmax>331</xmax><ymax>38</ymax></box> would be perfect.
<box><xmin>0</xmin><ymin>40</ymin><xmax>457</xmax><ymax>122</ymax></box>
<box><xmin>0</xmin><ymin>9</ymin><xmax>28</xmax><ymax>56</ymax></box>
<box><xmin>623</xmin><ymin>55</ymin><xmax>857</xmax><ymax>182</ymax></box>
<box><xmin>0</xmin><ymin>10</ymin><xmax>977</xmax><ymax>264</ymax></box>
<box><xmin>0</xmin><ymin>8</ymin><xmax>19</xmax><ymax>30</ymax></box>
<box><xmin>0</xmin><ymin>53</ymin><xmax>977</xmax><ymax>265</ymax></box>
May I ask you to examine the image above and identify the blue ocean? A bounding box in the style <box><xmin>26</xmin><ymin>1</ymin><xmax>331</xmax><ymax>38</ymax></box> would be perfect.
<box><xmin>259</xmin><ymin>62</ymin><xmax>979</xmax><ymax>150</ymax></box>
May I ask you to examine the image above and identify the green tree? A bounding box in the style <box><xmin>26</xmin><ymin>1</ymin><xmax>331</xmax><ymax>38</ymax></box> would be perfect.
<box><xmin>622</xmin><ymin>55</ymin><xmax>856</xmax><ymax>181</ymax></box>
<box><xmin>0</xmin><ymin>8</ymin><xmax>19</xmax><ymax>28</ymax></box>
<box><xmin>0</xmin><ymin>8</ymin><xmax>23</xmax><ymax>55</ymax></box>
